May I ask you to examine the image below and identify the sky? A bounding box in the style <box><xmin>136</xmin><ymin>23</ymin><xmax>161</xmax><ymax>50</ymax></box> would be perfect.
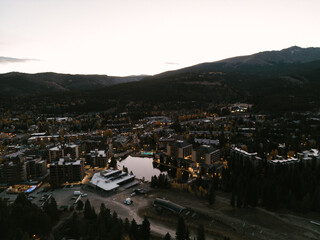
<box><xmin>0</xmin><ymin>0</ymin><xmax>319</xmax><ymax>76</ymax></box>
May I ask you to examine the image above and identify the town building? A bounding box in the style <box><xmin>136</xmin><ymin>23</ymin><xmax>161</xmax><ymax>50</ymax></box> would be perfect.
<box><xmin>194</xmin><ymin>138</ymin><xmax>219</xmax><ymax>146</ymax></box>
<box><xmin>25</xmin><ymin>156</ymin><xmax>47</xmax><ymax>180</ymax></box>
<box><xmin>0</xmin><ymin>156</ymin><xmax>26</xmax><ymax>185</ymax></box>
<box><xmin>167</xmin><ymin>140</ymin><xmax>192</xmax><ymax>159</ymax></box>
<box><xmin>49</xmin><ymin>158</ymin><xmax>84</xmax><ymax>186</ymax></box>
<box><xmin>89</xmin><ymin>169</ymin><xmax>135</xmax><ymax>192</ymax></box>
<box><xmin>48</xmin><ymin>146</ymin><xmax>64</xmax><ymax>162</ymax></box>
<box><xmin>48</xmin><ymin>144</ymin><xmax>80</xmax><ymax>162</ymax></box>
<box><xmin>297</xmin><ymin>149</ymin><xmax>320</xmax><ymax>167</ymax></box>
<box><xmin>268</xmin><ymin>156</ymin><xmax>299</xmax><ymax>170</ymax></box>
<box><xmin>65</xmin><ymin>144</ymin><xmax>80</xmax><ymax>160</ymax></box>
<box><xmin>230</xmin><ymin>146</ymin><xmax>262</xmax><ymax>168</ymax></box>
<box><xmin>192</xmin><ymin>145</ymin><xmax>220</xmax><ymax>165</ymax></box>
<box><xmin>86</xmin><ymin>149</ymin><xmax>109</xmax><ymax>167</ymax></box>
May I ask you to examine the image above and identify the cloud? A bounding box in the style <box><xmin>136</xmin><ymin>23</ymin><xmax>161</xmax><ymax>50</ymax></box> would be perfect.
<box><xmin>0</xmin><ymin>56</ymin><xmax>38</xmax><ymax>64</ymax></box>
<box><xmin>164</xmin><ymin>62</ymin><xmax>179</xmax><ymax>65</ymax></box>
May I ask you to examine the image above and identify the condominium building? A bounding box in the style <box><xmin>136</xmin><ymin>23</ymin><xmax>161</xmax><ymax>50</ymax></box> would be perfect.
<box><xmin>167</xmin><ymin>140</ymin><xmax>192</xmax><ymax>159</ymax></box>
<box><xmin>86</xmin><ymin>149</ymin><xmax>109</xmax><ymax>167</ymax></box>
<box><xmin>50</xmin><ymin>158</ymin><xmax>84</xmax><ymax>186</ymax></box>
<box><xmin>192</xmin><ymin>145</ymin><xmax>220</xmax><ymax>165</ymax></box>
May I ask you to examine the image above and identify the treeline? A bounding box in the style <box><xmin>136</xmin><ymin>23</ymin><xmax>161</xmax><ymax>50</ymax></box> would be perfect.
<box><xmin>224</xmin><ymin>158</ymin><xmax>320</xmax><ymax>211</ymax></box>
<box><xmin>172</xmin><ymin>216</ymin><xmax>229</xmax><ymax>240</ymax></box>
<box><xmin>60</xmin><ymin>199</ymin><xmax>151</xmax><ymax>240</ymax></box>
<box><xmin>150</xmin><ymin>173</ymin><xmax>170</xmax><ymax>188</ymax></box>
<box><xmin>0</xmin><ymin>193</ymin><xmax>59</xmax><ymax>239</ymax></box>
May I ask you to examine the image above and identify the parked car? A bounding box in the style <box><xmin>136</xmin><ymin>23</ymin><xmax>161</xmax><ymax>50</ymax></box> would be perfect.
<box><xmin>130</xmin><ymin>192</ymin><xmax>136</xmax><ymax>197</ymax></box>
<box><xmin>39</xmin><ymin>197</ymin><xmax>46</xmax><ymax>202</ymax></box>
<box><xmin>124</xmin><ymin>198</ymin><xmax>132</xmax><ymax>205</ymax></box>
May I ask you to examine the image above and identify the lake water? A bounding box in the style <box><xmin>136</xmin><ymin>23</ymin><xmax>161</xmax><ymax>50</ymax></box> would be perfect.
<box><xmin>118</xmin><ymin>155</ymin><xmax>162</xmax><ymax>181</ymax></box>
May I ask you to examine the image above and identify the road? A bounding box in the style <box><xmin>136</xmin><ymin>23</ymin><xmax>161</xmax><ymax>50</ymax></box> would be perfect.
<box><xmin>86</xmin><ymin>185</ymin><xmax>177</xmax><ymax>237</ymax></box>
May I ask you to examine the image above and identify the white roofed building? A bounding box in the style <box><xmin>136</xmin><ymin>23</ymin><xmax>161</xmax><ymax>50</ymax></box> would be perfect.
<box><xmin>89</xmin><ymin>169</ymin><xmax>135</xmax><ymax>192</ymax></box>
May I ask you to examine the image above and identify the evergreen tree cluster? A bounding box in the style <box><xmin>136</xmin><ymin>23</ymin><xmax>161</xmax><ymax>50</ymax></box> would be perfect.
<box><xmin>150</xmin><ymin>173</ymin><xmax>170</xmax><ymax>188</ymax></box>
<box><xmin>226</xmin><ymin>157</ymin><xmax>320</xmax><ymax>211</ymax></box>
<box><xmin>43</xmin><ymin>197</ymin><xmax>60</xmax><ymax>224</ymax></box>
<box><xmin>0</xmin><ymin>193</ymin><xmax>57</xmax><ymax>239</ymax></box>
<box><xmin>175</xmin><ymin>216</ymin><xmax>191</xmax><ymax>240</ymax></box>
<box><xmin>63</xmin><ymin>199</ymin><xmax>151</xmax><ymax>240</ymax></box>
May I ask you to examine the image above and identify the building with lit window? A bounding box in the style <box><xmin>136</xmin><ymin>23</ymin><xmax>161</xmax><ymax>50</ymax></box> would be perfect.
<box><xmin>192</xmin><ymin>145</ymin><xmax>220</xmax><ymax>165</ymax></box>
<box><xmin>167</xmin><ymin>140</ymin><xmax>192</xmax><ymax>159</ymax></box>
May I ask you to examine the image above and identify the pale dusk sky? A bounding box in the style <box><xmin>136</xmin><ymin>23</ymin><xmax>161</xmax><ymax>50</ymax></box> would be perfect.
<box><xmin>0</xmin><ymin>0</ymin><xmax>319</xmax><ymax>76</ymax></box>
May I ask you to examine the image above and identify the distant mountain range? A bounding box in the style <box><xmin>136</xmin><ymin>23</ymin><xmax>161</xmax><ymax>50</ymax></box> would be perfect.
<box><xmin>0</xmin><ymin>72</ymin><xmax>146</xmax><ymax>96</ymax></box>
<box><xmin>146</xmin><ymin>46</ymin><xmax>320</xmax><ymax>78</ymax></box>
<box><xmin>1</xmin><ymin>46</ymin><xmax>320</xmax><ymax>112</ymax></box>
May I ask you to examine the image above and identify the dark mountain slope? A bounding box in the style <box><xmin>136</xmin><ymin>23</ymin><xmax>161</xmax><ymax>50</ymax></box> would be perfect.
<box><xmin>0</xmin><ymin>72</ymin><xmax>146</xmax><ymax>96</ymax></box>
<box><xmin>145</xmin><ymin>46</ymin><xmax>320</xmax><ymax>79</ymax></box>
<box><xmin>1</xmin><ymin>46</ymin><xmax>319</xmax><ymax>113</ymax></box>
<box><xmin>5</xmin><ymin>59</ymin><xmax>319</xmax><ymax>114</ymax></box>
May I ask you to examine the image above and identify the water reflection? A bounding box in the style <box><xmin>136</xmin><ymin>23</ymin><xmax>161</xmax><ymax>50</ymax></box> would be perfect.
<box><xmin>118</xmin><ymin>156</ymin><xmax>166</xmax><ymax>181</ymax></box>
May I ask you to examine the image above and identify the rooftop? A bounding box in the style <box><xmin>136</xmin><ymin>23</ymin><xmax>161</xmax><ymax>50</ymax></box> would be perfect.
<box><xmin>89</xmin><ymin>169</ymin><xmax>135</xmax><ymax>192</ymax></box>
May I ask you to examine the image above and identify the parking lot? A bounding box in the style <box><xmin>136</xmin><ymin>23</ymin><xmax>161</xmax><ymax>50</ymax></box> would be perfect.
<box><xmin>0</xmin><ymin>182</ymin><xmax>177</xmax><ymax>237</ymax></box>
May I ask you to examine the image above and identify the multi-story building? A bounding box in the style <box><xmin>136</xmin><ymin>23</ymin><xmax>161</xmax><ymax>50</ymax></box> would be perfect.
<box><xmin>268</xmin><ymin>149</ymin><xmax>320</xmax><ymax>170</ymax></box>
<box><xmin>0</xmin><ymin>157</ymin><xmax>26</xmax><ymax>185</ymax></box>
<box><xmin>50</xmin><ymin>158</ymin><xmax>84</xmax><ymax>186</ymax></box>
<box><xmin>49</xmin><ymin>144</ymin><xmax>80</xmax><ymax>162</ymax></box>
<box><xmin>48</xmin><ymin>146</ymin><xmax>64</xmax><ymax>162</ymax></box>
<box><xmin>167</xmin><ymin>140</ymin><xmax>192</xmax><ymax>159</ymax></box>
<box><xmin>86</xmin><ymin>149</ymin><xmax>109</xmax><ymax>167</ymax></box>
<box><xmin>192</xmin><ymin>145</ymin><xmax>220</xmax><ymax>165</ymax></box>
<box><xmin>297</xmin><ymin>149</ymin><xmax>320</xmax><ymax>167</ymax></box>
<box><xmin>194</xmin><ymin>138</ymin><xmax>220</xmax><ymax>146</ymax></box>
<box><xmin>268</xmin><ymin>156</ymin><xmax>299</xmax><ymax>170</ymax></box>
<box><xmin>65</xmin><ymin>144</ymin><xmax>80</xmax><ymax>160</ymax></box>
<box><xmin>230</xmin><ymin>146</ymin><xmax>262</xmax><ymax>168</ymax></box>
<box><xmin>25</xmin><ymin>156</ymin><xmax>47</xmax><ymax>179</ymax></box>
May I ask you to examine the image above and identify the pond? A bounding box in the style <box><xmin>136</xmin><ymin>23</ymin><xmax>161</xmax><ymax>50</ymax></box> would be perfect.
<box><xmin>118</xmin><ymin>155</ymin><xmax>163</xmax><ymax>181</ymax></box>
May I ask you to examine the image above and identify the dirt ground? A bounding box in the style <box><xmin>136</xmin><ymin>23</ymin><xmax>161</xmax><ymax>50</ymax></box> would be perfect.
<box><xmin>145</xmin><ymin>188</ymin><xmax>320</xmax><ymax>240</ymax></box>
<box><xmin>31</xmin><ymin>182</ymin><xmax>320</xmax><ymax>240</ymax></box>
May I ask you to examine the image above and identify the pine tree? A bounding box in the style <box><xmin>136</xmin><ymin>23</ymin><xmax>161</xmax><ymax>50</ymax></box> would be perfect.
<box><xmin>176</xmin><ymin>216</ymin><xmax>186</xmax><ymax>240</ymax></box>
<box><xmin>197</xmin><ymin>224</ymin><xmax>205</xmax><ymax>240</ymax></box>
<box><xmin>69</xmin><ymin>212</ymin><xmax>80</xmax><ymax>239</ymax></box>
<box><xmin>124</xmin><ymin>218</ymin><xmax>130</xmax><ymax>233</ymax></box>
<box><xmin>76</xmin><ymin>199</ymin><xmax>84</xmax><ymax>210</ymax></box>
<box><xmin>90</xmin><ymin>206</ymin><xmax>97</xmax><ymax>219</ymax></box>
<box><xmin>84</xmin><ymin>199</ymin><xmax>92</xmax><ymax>219</ymax></box>
<box><xmin>185</xmin><ymin>227</ymin><xmax>191</xmax><ymax>240</ymax></box>
<box><xmin>164</xmin><ymin>232</ymin><xmax>171</xmax><ymax>240</ymax></box>
<box><xmin>140</xmin><ymin>217</ymin><xmax>151</xmax><ymax>240</ymax></box>
<box><xmin>130</xmin><ymin>218</ymin><xmax>139</xmax><ymax>240</ymax></box>
<box><xmin>49</xmin><ymin>197</ymin><xmax>59</xmax><ymax>222</ymax></box>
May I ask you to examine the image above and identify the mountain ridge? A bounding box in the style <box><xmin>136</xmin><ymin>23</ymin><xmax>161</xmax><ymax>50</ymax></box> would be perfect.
<box><xmin>144</xmin><ymin>46</ymin><xmax>320</xmax><ymax>80</ymax></box>
<box><xmin>0</xmin><ymin>72</ymin><xmax>147</xmax><ymax>96</ymax></box>
<box><xmin>1</xmin><ymin>46</ymin><xmax>320</xmax><ymax>113</ymax></box>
